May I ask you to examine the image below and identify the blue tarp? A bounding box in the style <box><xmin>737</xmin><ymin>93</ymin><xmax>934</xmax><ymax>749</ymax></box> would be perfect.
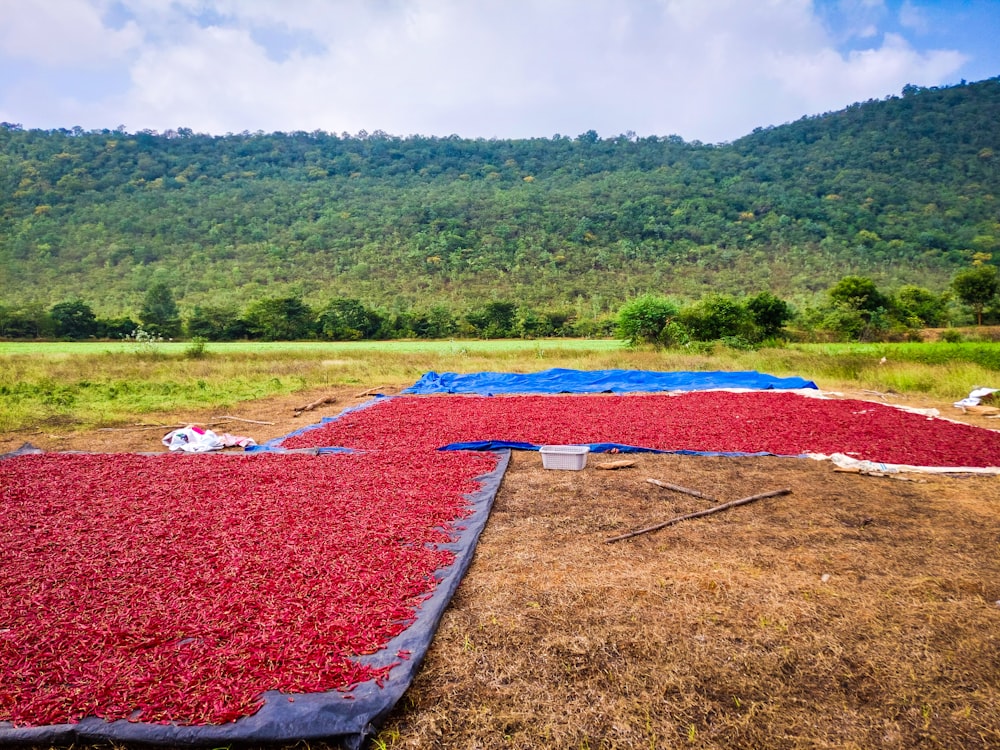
<box><xmin>438</xmin><ymin>441</ymin><xmax>801</xmax><ymax>459</ymax></box>
<box><xmin>403</xmin><ymin>368</ymin><xmax>818</xmax><ymax>395</ymax></box>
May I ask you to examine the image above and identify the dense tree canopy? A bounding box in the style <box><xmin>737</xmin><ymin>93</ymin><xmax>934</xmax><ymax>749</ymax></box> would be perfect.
<box><xmin>49</xmin><ymin>300</ymin><xmax>98</xmax><ymax>339</ymax></box>
<box><xmin>894</xmin><ymin>285</ymin><xmax>948</xmax><ymax>327</ymax></box>
<box><xmin>746</xmin><ymin>292</ymin><xmax>794</xmax><ymax>339</ymax></box>
<box><xmin>0</xmin><ymin>265</ymin><xmax>989</xmax><ymax>344</ymax></box>
<box><xmin>243</xmin><ymin>297</ymin><xmax>314</xmax><ymax>341</ymax></box>
<box><xmin>317</xmin><ymin>298</ymin><xmax>384</xmax><ymax>340</ymax></box>
<box><xmin>827</xmin><ymin>276</ymin><xmax>890</xmax><ymax>316</ymax></box>
<box><xmin>1</xmin><ymin>78</ymin><xmax>999</xmax><ymax>321</ymax></box>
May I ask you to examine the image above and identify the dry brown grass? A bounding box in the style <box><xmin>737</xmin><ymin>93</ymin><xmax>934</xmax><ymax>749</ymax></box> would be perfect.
<box><xmin>376</xmin><ymin>453</ymin><xmax>1000</xmax><ymax>749</ymax></box>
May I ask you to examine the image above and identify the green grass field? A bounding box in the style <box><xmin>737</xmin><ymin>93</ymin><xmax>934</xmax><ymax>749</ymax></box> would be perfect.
<box><xmin>0</xmin><ymin>338</ymin><xmax>626</xmax><ymax>358</ymax></box>
<box><xmin>2</xmin><ymin>338</ymin><xmax>997</xmax><ymax>434</ymax></box>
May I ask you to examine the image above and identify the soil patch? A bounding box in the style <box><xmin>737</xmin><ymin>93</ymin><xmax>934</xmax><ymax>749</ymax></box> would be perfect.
<box><xmin>0</xmin><ymin>384</ymin><xmax>399</xmax><ymax>455</ymax></box>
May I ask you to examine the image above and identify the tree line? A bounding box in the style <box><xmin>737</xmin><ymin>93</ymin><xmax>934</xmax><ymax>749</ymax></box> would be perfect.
<box><xmin>0</xmin><ymin>283</ymin><xmax>604</xmax><ymax>342</ymax></box>
<box><xmin>3</xmin><ymin>265</ymin><xmax>996</xmax><ymax>345</ymax></box>
<box><xmin>619</xmin><ymin>264</ymin><xmax>999</xmax><ymax>348</ymax></box>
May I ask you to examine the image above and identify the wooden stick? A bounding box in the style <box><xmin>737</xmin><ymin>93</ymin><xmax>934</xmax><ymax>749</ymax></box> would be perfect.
<box><xmin>293</xmin><ymin>395</ymin><xmax>338</xmax><ymax>414</ymax></box>
<box><xmin>596</xmin><ymin>459</ymin><xmax>637</xmax><ymax>470</ymax></box>
<box><xmin>99</xmin><ymin>423</ymin><xmax>182</xmax><ymax>432</ymax></box>
<box><xmin>646</xmin><ymin>478</ymin><xmax>717</xmax><ymax>501</ymax></box>
<box><xmin>860</xmin><ymin>389</ymin><xmax>890</xmax><ymax>400</ymax></box>
<box><xmin>211</xmin><ymin>416</ymin><xmax>275</xmax><ymax>425</ymax></box>
<box><xmin>605</xmin><ymin>488</ymin><xmax>791</xmax><ymax>543</ymax></box>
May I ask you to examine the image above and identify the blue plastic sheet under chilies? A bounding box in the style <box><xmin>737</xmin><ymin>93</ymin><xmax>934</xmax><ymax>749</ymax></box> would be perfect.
<box><xmin>403</xmin><ymin>368</ymin><xmax>818</xmax><ymax>395</ymax></box>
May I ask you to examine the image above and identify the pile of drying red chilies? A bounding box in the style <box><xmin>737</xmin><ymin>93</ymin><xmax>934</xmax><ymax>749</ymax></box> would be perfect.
<box><xmin>282</xmin><ymin>391</ymin><xmax>1000</xmax><ymax>468</ymax></box>
<box><xmin>5</xmin><ymin>390</ymin><xmax>999</xmax><ymax>730</ymax></box>
<box><xmin>0</xmin><ymin>450</ymin><xmax>495</xmax><ymax>727</ymax></box>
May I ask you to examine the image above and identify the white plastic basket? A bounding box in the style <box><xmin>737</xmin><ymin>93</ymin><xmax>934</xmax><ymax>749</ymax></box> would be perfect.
<box><xmin>539</xmin><ymin>445</ymin><xmax>590</xmax><ymax>470</ymax></box>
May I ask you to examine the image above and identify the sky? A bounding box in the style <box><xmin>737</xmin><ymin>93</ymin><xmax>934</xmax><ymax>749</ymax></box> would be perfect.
<box><xmin>0</xmin><ymin>0</ymin><xmax>998</xmax><ymax>144</ymax></box>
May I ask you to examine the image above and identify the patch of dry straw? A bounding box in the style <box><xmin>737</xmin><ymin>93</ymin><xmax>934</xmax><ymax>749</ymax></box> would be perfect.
<box><xmin>376</xmin><ymin>453</ymin><xmax>1000</xmax><ymax>749</ymax></box>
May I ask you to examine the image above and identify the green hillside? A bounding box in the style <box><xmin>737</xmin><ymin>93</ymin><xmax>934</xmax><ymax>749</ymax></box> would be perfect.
<box><xmin>1</xmin><ymin>77</ymin><xmax>998</xmax><ymax>318</ymax></box>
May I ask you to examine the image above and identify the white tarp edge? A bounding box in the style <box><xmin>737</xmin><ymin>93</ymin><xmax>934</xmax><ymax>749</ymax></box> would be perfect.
<box><xmin>809</xmin><ymin>452</ymin><xmax>1000</xmax><ymax>475</ymax></box>
<box><xmin>954</xmin><ymin>387</ymin><xmax>998</xmax><ymax>409</ymax></box>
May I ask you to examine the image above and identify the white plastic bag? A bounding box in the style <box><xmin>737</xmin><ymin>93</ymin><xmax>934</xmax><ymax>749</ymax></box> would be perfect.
<box><xmin>162</xmin><ymin>425</ymin><xmax>225</xmax><ymax>453</ymax></box>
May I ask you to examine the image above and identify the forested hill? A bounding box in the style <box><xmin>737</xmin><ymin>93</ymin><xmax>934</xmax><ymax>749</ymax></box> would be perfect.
<box><xmin>1</xmin><ymin>77</ymin><xmax>998</xmax><ymax>316</ymax></box>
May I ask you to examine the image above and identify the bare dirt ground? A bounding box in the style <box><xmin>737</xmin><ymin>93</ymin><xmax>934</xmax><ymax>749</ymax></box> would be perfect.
<box><xmin>3</xmin><ymin>386</ymin><xmax>999</xmax><ymax>749</ymax></box>
<box><xmin>0</xmin><ymin>384</ymin><xmax>397</xmax><ymax>456</ymax></box>
<box><xmin>922</xmin><ymin>325</ymin><xmax>1000</xmax><ymax>342</ymax></box>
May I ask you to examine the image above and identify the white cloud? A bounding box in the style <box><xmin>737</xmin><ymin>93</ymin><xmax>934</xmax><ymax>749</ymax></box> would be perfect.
<box><xmin>899</xmin><ymin>1</ymin><xmax>930</xmax><ymax>33</ymax></box>
<box><xmin>831</xmin><ymin>0</ymin><xmax>887</xmax><ymax>39</ymax></box>
<box><xmin>0</xmin><ymin>0</ymin><xmax>141</xmax><ymax>66</ymax></box>
<box><xmin>0</xmin><ymin>0</ymin><xmax>981</xmax><ymax>141</ymax></box>
<box><xmin>121</xmin><ymin>25</ymin><xmax>274</xmax><ymax>133</ymax></box>
<box><xmin>770</xmin><ymin>32</ymin><xmax>967</xmax><ymax>116</ymax></box>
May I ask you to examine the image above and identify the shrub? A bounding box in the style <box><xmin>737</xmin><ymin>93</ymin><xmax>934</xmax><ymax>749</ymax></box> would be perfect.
<box><xmin>123</xmin><ymin>326</ymin><xmax>166</xmax><ymax>357</ymax></box>
<box><xmin>678</xmin><ymin>295</ymin><xmax>754</xmax><ymax>342</ymax></box>
<box><xmin>616</xmin><ymin>295</ymin><xmax>680</xmax><ymax>347</ymax></box>
<box><xmin>184</xmin><ymin>337</ymin><xmax>208</xmax><ymax>359</ymax></box>
<box><xmin>719</xmin><ymin>335</ymin><xmax>757</xmax><ymax>351</ymax></box>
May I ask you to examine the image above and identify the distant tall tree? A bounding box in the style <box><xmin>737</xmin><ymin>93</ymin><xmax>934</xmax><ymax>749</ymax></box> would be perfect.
<box><xmin>894</xmin><ymin>285</ymin><xmax>947</xmax><ymax>327</ymax></box>
<box><xmin>0</xmin><ymin>303</ymin><xmax>53</xmax><ymax>339</ymax></box>
<box><xmin>410</xmin><ymin>305</ymin><xmax>457</xmax><ymax>339</ymax></box>
<box><xmin>828</xmin><ymin>276</ymin><xmax>889</xmax><ymax>315</ymax></box>
<box><xmin>824</xmin><ymin>276</ymin><xmax>891</xmax><ymax>341</ymax></box>
<box><xmin>466</xmin><ymin>301</ymin><xmax>517</xmax><ymax>338</ymax></box>
<box><xmin>317</xmin><ymin>298</ymin><xmax>383</xmax><ymax>340</ymax></box>
<box><xmin>98</xmin><ymin>315</ymin><xmax>139</xmax><ymax>340</ymax></box>
<box><xmin>952</xmin><ymin>265</ymin><xmax>999</xmax><ymax>325</ymax></box>
<box><xmin>679</xmin><ymin>295</ymin><xmax>753</xmax><ymax>342</ymax></box>
<box><xmin>746</xmin><ymin>292</ymin><xmax>793</xmax><ymax>339</ymax></box>
<box><xmin>186</xmin><ymin>305</ymin><xmax>247</xmax><ymax>340</ymax></box>
<box><xmin>140</xmin><ymin>283</ymin><xmax>181</xmax><ymax>337</ymax></box>
<box><xmin>243</xmin><ymin>296</ymin><xmax>314</xmax><ymax>340</ymax></box>
<box><xmin>50</xmin><ymin>300</ymin><xmax>98</xmax><ymax>339</ymax></box>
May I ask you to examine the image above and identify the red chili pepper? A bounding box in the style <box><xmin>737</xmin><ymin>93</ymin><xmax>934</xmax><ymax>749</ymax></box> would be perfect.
<box><xmin>281</xmin><ymin>392</ymin><xmax>1000</xmax><ymax>467</ymax></box>
<box><xmin>0</xmin><ymin>450</ymin><xmax>493</xmax><ymax>727</ymax></box>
